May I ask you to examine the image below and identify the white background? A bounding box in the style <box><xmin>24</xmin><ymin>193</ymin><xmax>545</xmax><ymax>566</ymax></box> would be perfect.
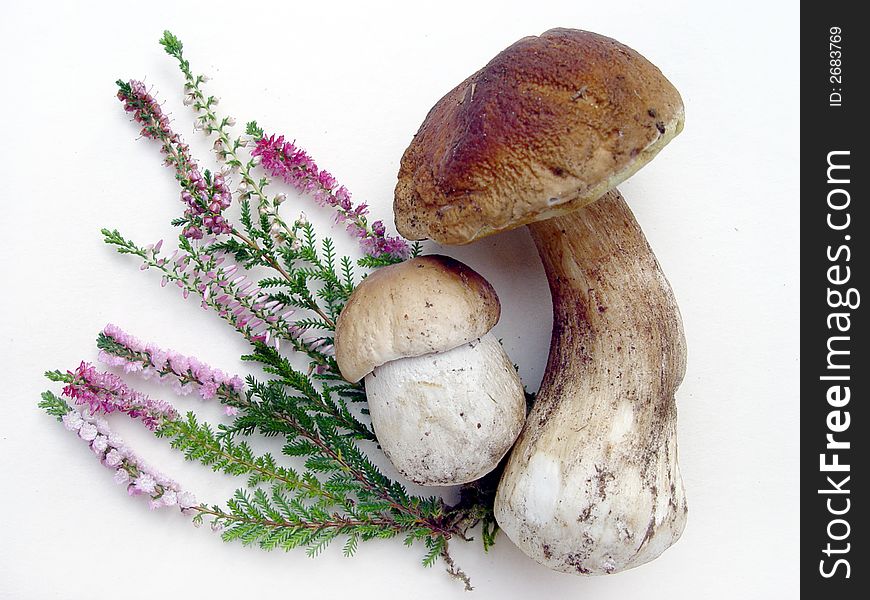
<box><xmin>0</xmin><ymin>1</ymin><xmax>799</xmax><ymax>598</ymax></box>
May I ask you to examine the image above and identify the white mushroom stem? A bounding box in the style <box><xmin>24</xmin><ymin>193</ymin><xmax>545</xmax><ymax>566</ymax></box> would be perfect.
<box><xmin>365</xmin><ymin>333</ymin><xmax>526</xmax><ymax>486</ymax></box>
<box><xmin>494</xmin><ymin>190</ymin><xmax>688</xmax><ymax>574</ymax></box>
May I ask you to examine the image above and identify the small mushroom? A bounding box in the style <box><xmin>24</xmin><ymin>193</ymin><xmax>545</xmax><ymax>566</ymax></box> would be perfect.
<box><xmin>393</xmin><ymin>29</ymin><xmax>687</xmax><ymax>573</ymax></box>
<box><xmin>334</xmin><ymin>255</ymin><xmax>526</xmax><ymax>486</ymax></box>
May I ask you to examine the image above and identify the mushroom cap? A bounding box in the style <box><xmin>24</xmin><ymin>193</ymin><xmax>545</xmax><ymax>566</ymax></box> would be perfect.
<box><xmin>334</xmin><ymin>255</ymin><xmax>500</xmax><ymax>382</ymax></box>
<box><xmin>394</xmin><ymin>28</ymin><xmax>685</xmax><ymax>245</ymax></box>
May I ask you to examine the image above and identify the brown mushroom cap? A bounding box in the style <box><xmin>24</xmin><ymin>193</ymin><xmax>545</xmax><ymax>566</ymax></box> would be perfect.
<box><xmin>334</xmin><ymin>255</ymin><xmax>500</xmax><ymax>383</ymax></box>
<box><xmin>394</xmin><ymin>28</ymin><xmax>684</xmax><ymax>245</ymax></box>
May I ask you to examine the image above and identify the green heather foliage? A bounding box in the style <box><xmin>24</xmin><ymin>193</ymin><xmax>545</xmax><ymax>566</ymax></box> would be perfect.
<box><xmin>39</xmin><ymin>31</ymin><xmax>492</xmax><ymax>590</ymax></box>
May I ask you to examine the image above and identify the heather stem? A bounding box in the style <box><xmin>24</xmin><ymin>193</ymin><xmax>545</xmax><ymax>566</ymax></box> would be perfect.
<box><xmin>230</xmin><ymin>227</ymin><xmax>336</xmax><ymax>329</ymax></box>
<box><xmin>194</xmin><ymin>114</ymin><xmax>337</xmax><ymax>328</ymax></box>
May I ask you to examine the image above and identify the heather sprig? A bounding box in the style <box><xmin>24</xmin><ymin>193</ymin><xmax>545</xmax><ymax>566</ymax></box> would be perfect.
<box><xmin>116</xmin><ymin>74</ymin><xmax>340</xmax><ymax>335</ymax></box>
<box><xmin>100</xmin><ymin>229</ymin><xmax>335</xmax><ymax>369</ymax></box>
<box><xmin>160</xmin><ymin>31</ymin><xmax>297</xmax><ymax>251</ymax></box>
<box><xmin>38</xmin><ymin>392</ymin><xmax>198</xmax><ymax>512</ymax></box>
<box><xmin>39</xmin><ymin>31</ymin><xmax>495</xmax><ymax>589</ymax></box>
<box><xmin>48</xmin><ymin>363</ymin><xmax>177</xmax><ymax>430</ymax></box>
<box><xmin>117</xmin><ymin>79</ymin><xmax>232</xmax><ymax>238</ymax></box>
<box><xmin>97</xmin><ymin>323</ymin><xmax>370</xmax><ymax>439</ymax></box>
<box><xmin>160</xmin><ymin>28</ymin><xmax>408</xmax><ymax>264</ymax></box>
<box><xmin>41</xmin><ymin>336</ymin><xmax>468</xmax><ymax>578</ymax></box>
<box><xmin>249</xmin><ymin>128</ymin><xmax>411</xmax><ymax>262</ymax></box>
<box><xmin>98</xmin><ymin>323</ymin><xmax>245</xmax><ymax>412</ymax></box>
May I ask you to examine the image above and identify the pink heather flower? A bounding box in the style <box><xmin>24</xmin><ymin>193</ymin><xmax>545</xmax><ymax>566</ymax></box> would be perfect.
<box><xmin>223</xmin><ymin>406</ymin><xmax>239</xmax><ymax>417</ymax></box>
<box><xmin>99</xmin><ymin>324</ymin><xmax>246</xmax><ymax>412</ymax></box>
<box><xmin>62</xmin><ymin>362</ymin><xmax>177</xmax><ymax>430</ymax></box>
<box><xmin>123</xmin><ymin>361</ymin><xmax>144</xmax><ymax>374</ymax></box>
<box><xmin>117</xmin><ymin>80</ymin><xmax>232</xmax><ymax>237</ymax></box>
<box><xmin>200</xmin><ymin>381</ymin><xmax>218</xmax><ymax>400</ymax></box>
<box><xmin>251</xmin><ymin>133</ymin><xmax>409</xmax><ymax>260</ymax></box>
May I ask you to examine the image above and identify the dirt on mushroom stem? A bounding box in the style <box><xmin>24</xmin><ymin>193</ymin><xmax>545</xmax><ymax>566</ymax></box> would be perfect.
<box><xmin>494</xmin><ymin>189</ymin><xmax>688</xmax><ymax>575</ymax></box>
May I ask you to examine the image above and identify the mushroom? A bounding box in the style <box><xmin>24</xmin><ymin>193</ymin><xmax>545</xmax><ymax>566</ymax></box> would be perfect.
<box><xmin>334</xmin><ymin>255</ymin><xmax>526</xmax><ymax>486</ymax></box>
<box><xmin>393</xmin><ymin>29</ymin><xmax>687</xmax><ymax>573</ymax></box>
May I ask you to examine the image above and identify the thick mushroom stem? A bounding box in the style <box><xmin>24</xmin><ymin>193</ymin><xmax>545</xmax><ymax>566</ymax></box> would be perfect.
<box><xmin>494</xmin><ymin>189</ymin><xmax>688</xmax><ymax>575</ymax></box>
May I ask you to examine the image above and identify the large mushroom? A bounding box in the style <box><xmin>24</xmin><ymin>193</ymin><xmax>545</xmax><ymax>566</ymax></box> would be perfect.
<box><xmin>334</xmin><ymin>255</ymin><xmax>526</xmax><ymax>486</ymax></box>
<box><xmin>393</xmin><ymin>29</ymin><xmax>688</xmax><ymax>574</ymax></box>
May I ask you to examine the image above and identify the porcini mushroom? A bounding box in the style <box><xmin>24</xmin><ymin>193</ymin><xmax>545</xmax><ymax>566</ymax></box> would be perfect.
<box><xmin>393</xmin><ymin>29</ymin><xmax>688</xmax><ymax>573</ymax></box>
<box><xmin>334</xmin><ymin>255</ymin><xmax>526</xmax><ymax>486</ymax></box>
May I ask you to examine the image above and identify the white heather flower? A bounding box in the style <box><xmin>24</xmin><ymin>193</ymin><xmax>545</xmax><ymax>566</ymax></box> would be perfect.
<box><xmin>154</xmin><ymin>472</ymin><xmax>175</xmax><ymax>488</ymax></box>
<box><xmin>91</xmin><ymin>435</ymin><xmax>109</xmax><ymax>454</ymax></box>
<box><xmin>213</xmin><ymin>139</ymin><xmax>224</xmax><ymax>152</ymax></box>
<box><xmin>104</xmin><ymin>449</ymin><xmax>124</xmax><ymax>467</ymax></box>
<box><xmin>251</xmin><ymin>155</ymin><xmax>261</xmax><ymax>166</ymax></box>
<box><xmin>270</xmin><ymin>222</ymin><xmax>282</xmax><ymax>236</ymax></box>
<box><xmin>291</xmin><ymin>239</ymin><xmax>302</xmax><ymax>251</ymax></box>
<box><xmin>62</xmin><ymin>411</ymin><xmax>84</xmax><ymax>431</ymax></box>
<box><xmin>296</xmin><ymin>212</ymin><xmax>308</xmax><ymax>226</ymax></box>
<box><xmin>134</xmin><ymin>473</ymin><xmax>157</xmax><ymax>494</ymax></box>
<box><xmin>183</xmin><ymin>94</ymin><xmax>196</xmax><ymax>106</ymax></box>
<box><xmin>171</xmin><ymin>381</ymin><xmax>194</xmax><ymax>396</ymax></box>
<box><xmin>200</xmin><ymin>74</ymin><xmax>211</xmax><ymax>82</ymax></box>
<box><xmin>178</xmin><ymin>491</ymin><xmax>197</xmax><ymax>509</ymax></box>
<box><xmin>94</xmin><ymin>416</ymin><xmax>111</xmax><ymax>435</ymax></box>
<box><xmin>274</xmin><ymin>193</ymin><xmax>287</xmax><ymax>205</ymax></box>
<box><xmin>225</xmin><ymin>116</ymin><xmax>236</xmax><ymax>126</ymax></box>
<box><xmin>78</xmin><ymin>422</ymin><xmax>98</xmax><ymax>441</ymax></box>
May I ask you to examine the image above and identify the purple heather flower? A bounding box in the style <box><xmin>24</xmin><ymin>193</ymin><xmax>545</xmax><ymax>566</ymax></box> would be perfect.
<box><xmin>251</xmin><ymin>133</ymin><xmax>410</xmax><ymax>260</ymax></box>
<box><xmin>62</xmin><ymin>362</ymin><xmax>177</xmax><ymax>430</ymax></box>
<box><xmin>117</xmin><ymin>80</ymin><xmax>232</xmax><ymax>237</ymax></box>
